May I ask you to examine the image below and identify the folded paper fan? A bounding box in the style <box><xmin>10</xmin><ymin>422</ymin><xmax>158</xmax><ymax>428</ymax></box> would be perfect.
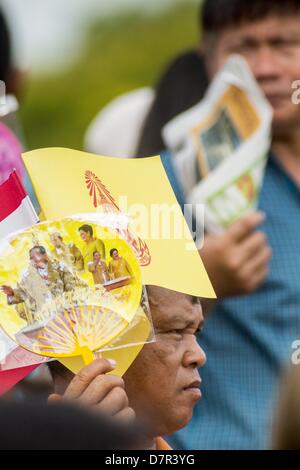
<box><xmin>33</xmin><ymin>305</ymin><xmax>128</xmax><ymax>363</ymax></box>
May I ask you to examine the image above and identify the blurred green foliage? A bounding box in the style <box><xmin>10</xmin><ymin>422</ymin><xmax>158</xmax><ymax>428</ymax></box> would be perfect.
<box><xmin>20</xmin><ymin>2</ymin><xmax>200</xmax><ymax>151</ymax></box>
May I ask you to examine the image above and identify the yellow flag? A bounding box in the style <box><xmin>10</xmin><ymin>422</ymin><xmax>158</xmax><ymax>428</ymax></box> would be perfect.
<box><xmin>23</xmin><ymin>147</ymin><xmax>215</xmax><ymax>299</ymax></box>
<box><xmin>23</xmin><ymin>148</ymin><xmax>215</xmax><ymax>375</ymax></box>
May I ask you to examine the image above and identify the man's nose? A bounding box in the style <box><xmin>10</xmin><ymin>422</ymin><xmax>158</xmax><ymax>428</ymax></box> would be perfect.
<box><xmin>183</xmin><ymin>336</ymin><xmax>207</xmax><ymax>369</ymax></box>
<box><xmin>248</xmin><ymin>46</ymin><xmax>282</xmax><ymax>84</ymax></box>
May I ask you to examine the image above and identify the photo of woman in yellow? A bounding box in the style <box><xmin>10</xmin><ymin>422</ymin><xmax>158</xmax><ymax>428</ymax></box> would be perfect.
<box><xmin>78</xmin><ymin>224</ymin><xmax>105</xmax><ymax>270</ymax></box>
<box><xmin>109</xmin><ymin>248</ymin><xmax>133</xmax><ymax>280</ymax></box>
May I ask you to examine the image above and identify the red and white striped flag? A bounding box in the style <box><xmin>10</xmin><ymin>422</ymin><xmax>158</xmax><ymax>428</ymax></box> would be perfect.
<box><xmin>0</xmin><ymin>170</ymin><xmax>39</xmax><ymax>239</ymax></box>
<box><xmin>0</xmin><ymin>171</ymin><xmax>43</xmax><ymax>395</ymax></box>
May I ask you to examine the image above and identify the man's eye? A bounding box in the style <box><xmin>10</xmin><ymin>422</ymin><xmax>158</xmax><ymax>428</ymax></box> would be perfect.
<box><xmin>228</xmin><ymin>42</ymin><xmax>256</xmax><ymax>54</ymax></box>
<box><xmin>273</xmin><ymin>38</ymin><xmax>300</xmax><ymax>49</ymax></box>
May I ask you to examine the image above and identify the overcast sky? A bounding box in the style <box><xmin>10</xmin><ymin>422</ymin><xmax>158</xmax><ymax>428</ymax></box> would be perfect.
<box><xmin>0</xmin><ymin>0</ymin><xmax>194</xmax><ymax>72</ymax></box>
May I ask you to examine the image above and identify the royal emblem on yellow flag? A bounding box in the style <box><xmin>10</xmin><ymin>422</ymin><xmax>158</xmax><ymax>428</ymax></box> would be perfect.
<box><xmin>85</xmin><ymin>170</ymin><xmax>151</xmax><ymax>267</ymax></box>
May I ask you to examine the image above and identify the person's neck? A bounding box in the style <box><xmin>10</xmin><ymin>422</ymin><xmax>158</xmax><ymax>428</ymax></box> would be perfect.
<box><xmin>272</xmin><ymin>129</ymin><xmax>300</xmax><ymax>186</ymax></box>
<box><xmin>130</xmin><ymin>415</ymin><xmax>159</xmax><ymax>449</ymax></box>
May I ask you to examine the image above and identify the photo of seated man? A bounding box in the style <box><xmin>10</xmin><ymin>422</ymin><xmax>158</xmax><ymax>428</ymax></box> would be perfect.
<box><xmin>50</xmin><ymin>232</ymin><xmax>84</xmax><ymax>272</ymax></box>
<box><xmin>0</xmin><ymin>245</ymin><xmax>81</xmax><ymax>325</ymax></box>
<box><xmin>87</xmin><ymin>250</ymin><xmax>109</xmax><ymax>286</ymax></box>
<box><xmin>109</xmin><ymin>248</ymin><xmax>132</xmax><ymax>280</ymax></box>
<box><xmin>78</xmin><ymin>224</ymin><xmax>105</xmax><ymax>271</ymax></box>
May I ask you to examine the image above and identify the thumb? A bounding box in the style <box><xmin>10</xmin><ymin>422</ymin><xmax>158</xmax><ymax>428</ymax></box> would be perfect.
<box><xmin>48</xmin><ymin>393</ymin><xmax>63</xmax><ymax>403</ymax></box>
<box><xmin>226</xmin><ymin>211</ymin><xmax>265</xmax><ymax>243</ymax></box>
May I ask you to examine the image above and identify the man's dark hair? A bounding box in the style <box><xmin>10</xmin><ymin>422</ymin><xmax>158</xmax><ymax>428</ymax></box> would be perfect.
<box><xmin>110</xmin><ymin>248</ymin><xmax>118</xmax><ymax>257</ymax></box>
<box><xmin>0</xmin><ymin>9</ymin><xmax>11</xmax><ymax>83</ymax></box>
<box><xmin>78</xmin><ymin>224</ymin><xmax>93</xmax><ymax>236</ymax></box>
<box><xmin>29</xmin><ymin>246</ymin><xmax>47</xmax><ymax>256</ymax></box>
<box><xmin>136</xmin><ymin>50</ymin><xmax>208</xmax><ymax>157</ymax></box>
<box><xmin>201</xmin><ymin>0</ymin><xmax>300</xmax><ymax>37</ymax></box>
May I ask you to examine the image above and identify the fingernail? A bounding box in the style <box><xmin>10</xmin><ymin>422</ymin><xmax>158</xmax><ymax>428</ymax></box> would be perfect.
<box><xmin>107</xmin><ymin>359</ymin><xmax>116</xmax><ymax>367</ymax></box>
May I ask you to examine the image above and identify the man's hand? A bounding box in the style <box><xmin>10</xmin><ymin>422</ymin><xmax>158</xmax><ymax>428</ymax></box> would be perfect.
<box><xmin>48</xmin><ymin>358</ymin><xmax>135</xmax><ymax>424</ymax></box>
<box><xmin>1</xmin><ymin>286</ymin><xmax>14</xmax><ymax>297</ymax></box>
<box><xmin>200</xmin><ymin>211</ymin><xmax>272</xmax><ymax>297</ymax></box>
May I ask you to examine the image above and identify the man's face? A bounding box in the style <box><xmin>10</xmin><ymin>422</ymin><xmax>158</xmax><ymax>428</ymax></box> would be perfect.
<box><xmin>112</xmin><ymin>250</ymin><xmax>118</xmax><ymax>260</ymax></box>
<box><xmin>206</xmin><ymin>15</ymin><xmax>300</xmax><ymax>135</ymax></box>
<box><xmin>123</xmin><ymin>287</ymin><xmax>206</xmax><ymax>437</ymax></box>
<box><xmin>30</xmin><ymin>250</ymin><xmax>48</xmax><ymax>269</ymax></box>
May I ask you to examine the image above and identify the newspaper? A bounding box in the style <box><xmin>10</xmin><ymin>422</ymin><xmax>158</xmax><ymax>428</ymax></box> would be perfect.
<box><xmin>163</xmin><ymin>56</ymin><xmax>273</xmax><ymax>234</ymax></box>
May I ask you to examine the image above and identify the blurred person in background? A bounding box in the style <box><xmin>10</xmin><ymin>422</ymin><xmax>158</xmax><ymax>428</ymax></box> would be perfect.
<box><xmin>0</xmin><ymin>400</ymin><xmax>140</xmax><ymax>450</ymax></box>
<box><xmin>273</xmin><ymin>364</ymin><xmax>300</xmax><ymax>449</ymax></box>
<box><xmin>0</xmin><ymin>7</ymin><xmax>21</xmax><ymax>97</ymax></box>
<box><xmin>85</xmin><ymin>87</ymin><xmax>155</xmax><ymax>158</ymax></box>
<box><xmin>0</xmin><ymin>5</ymin><xmax>40</xmax><ymax>210</ymax></box>
<box><xmin>84</xmin><ymin>52</ymin><xmax>208</xmax><ymax>160</ymax></box>
<box><xmin>0</xmin><ymin>6</ymin><xmax>23</xmax><ymax>184</ymax></box>
<box><xmin>0</xmin><ymin>7</ymin><xmax>49</xmax><ymax>402</ymax></box>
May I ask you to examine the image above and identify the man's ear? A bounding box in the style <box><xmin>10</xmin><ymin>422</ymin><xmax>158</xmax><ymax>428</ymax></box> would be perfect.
<box><xmin>146</xmin><ymin>286</ymin><xmax>159</xmax><ymax>309</ymax></box>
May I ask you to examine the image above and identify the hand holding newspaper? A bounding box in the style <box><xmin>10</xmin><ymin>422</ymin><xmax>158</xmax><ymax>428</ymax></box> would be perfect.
<box><xmin>163</xmin><ymin>56</ymin><xmax>273</xmax><ymax>234</ymax></box>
